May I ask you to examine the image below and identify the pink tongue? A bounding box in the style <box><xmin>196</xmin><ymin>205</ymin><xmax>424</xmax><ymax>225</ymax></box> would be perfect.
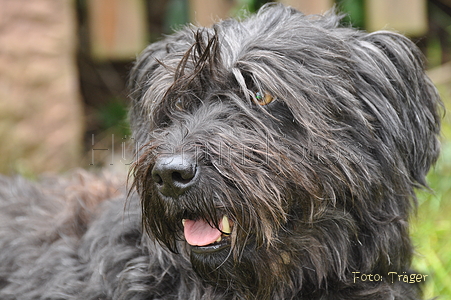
<box><xmin>184</xmin><ymin>219</ymin><xmax>222</xmax><ymax>246</ymax></box>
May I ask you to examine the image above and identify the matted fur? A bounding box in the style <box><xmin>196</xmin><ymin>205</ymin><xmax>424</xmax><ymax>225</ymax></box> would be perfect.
<box><xmin>0</xmin><ymin>4</ymin><xmax>442</xmax><ymax>299</ymax></box>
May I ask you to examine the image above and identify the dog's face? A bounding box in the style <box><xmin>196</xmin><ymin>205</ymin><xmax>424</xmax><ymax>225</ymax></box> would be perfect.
<box><xmin>129</xmin><ymin>4</ymin><xmax>441</xmax><ymax>298</ymax></box>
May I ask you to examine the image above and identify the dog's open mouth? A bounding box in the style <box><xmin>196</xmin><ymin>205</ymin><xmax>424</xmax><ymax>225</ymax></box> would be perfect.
<box><xmin>182</xmin><ymin>216</ymin><xmax>233</xmax><ymax>253</ymax></box>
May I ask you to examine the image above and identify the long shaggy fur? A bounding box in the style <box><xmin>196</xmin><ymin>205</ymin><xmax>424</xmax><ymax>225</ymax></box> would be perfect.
<box><xmin>0</xmin><ymin>4</ymin><xmax>442</xmax><ymax>299</ymax></box>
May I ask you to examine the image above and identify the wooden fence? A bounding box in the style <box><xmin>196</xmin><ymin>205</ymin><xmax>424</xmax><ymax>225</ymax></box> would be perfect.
<box><xmin>87</xmin><ymin>0</ymin><xmax>428</xmax><ymax>61</ymax></box>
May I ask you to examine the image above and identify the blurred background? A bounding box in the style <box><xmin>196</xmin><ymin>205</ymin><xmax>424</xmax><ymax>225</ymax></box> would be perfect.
<box><xmin>0</xmin><ymin>0</ymin><xmax>450</xmax><ymax>298</ymax></box>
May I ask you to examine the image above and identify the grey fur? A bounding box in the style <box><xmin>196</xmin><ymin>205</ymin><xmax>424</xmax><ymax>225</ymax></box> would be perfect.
<box><xmin>0</xmin><ymin>4</ymin><xmax>442</xmax><ymax>299</ymax></box>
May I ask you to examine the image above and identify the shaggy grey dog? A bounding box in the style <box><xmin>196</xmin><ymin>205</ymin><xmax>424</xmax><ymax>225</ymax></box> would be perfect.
<box><xmin>0</xmin><ymin>4</ymin><xmax>442</xmax><ymax>299</ymax></box>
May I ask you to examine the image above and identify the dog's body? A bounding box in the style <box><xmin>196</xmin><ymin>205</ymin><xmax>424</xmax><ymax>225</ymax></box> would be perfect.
<box><xmin>0</xmin><ymin>4</ymin><xmax>442</xmax><ymax>299</ymax></box>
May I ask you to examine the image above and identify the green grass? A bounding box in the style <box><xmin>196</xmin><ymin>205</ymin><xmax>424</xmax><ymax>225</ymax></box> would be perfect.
<box><xmin>411</xmin><ymin>85</ymin><xmax>451</xmax><ymax>299</ymax></box>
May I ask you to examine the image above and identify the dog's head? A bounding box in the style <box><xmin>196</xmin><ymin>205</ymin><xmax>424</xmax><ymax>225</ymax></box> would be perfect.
<box><xmin>129</xmin><ymin>4</ymin><xmax>441</xmax><ymax>298</ymax></box>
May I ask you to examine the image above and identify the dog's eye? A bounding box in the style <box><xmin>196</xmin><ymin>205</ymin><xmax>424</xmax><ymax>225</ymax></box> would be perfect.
<box><xmin>255</xmin><ymin>91</ymin><xmax>274</xmax><ymax>106</ymax></box>
<box><xmin>175</xmin><ymin>99</ymin><xmax>184</xmax><ymax>111</ymax></box>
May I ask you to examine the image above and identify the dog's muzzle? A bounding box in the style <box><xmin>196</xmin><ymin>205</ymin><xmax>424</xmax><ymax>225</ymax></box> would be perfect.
<box><xmin>151</xmin><ymin>154</ymin><xmax>233</xmax><ymax>252</ymax></box>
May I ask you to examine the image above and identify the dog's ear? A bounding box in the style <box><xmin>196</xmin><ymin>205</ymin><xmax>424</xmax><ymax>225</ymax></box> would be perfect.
<box><xmin>128</xmin><ymin>38</ymin><xmax>184</xmax><ymax>142</ymax></box>
<box><xmin>128</xmin><ymin>31</ymin><xmax>197</xmax><ymax>134</ymax></box>
<box><xmin>355</xmin><ymin>31</ymin><xmax>442</xmax><ymax>186</ymax></box>
<box><xmin>128</xmin><ymin>40</ymin><xmax>169</xmax><ymax>104</ymax></box>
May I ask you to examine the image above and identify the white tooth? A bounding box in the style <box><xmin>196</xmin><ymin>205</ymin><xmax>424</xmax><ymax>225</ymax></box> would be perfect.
<box><xmin>216</xmin><ymin>236</ymin><xmax>222</xmax><ymax>243</ymax></box>
<box><xmin>182</xmin><ymin>219</ymin><xmax>186</xmax><ymax>226</ymax></box>
<box><xmin>281</xmin><ymin>251</ymin><xmax>291</xmax><ymax>264</ymax></box>
<box><xmin>222</xmin><ymin>216</ymin><xmax>231</xmax><ymax>234</ymax></box>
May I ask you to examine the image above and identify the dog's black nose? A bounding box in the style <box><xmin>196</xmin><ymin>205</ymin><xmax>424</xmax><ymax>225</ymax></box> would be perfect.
<box><xmin>151</xmin><ymin>155</ymin><xmax>198</xmax><ymax>197</ymax></box>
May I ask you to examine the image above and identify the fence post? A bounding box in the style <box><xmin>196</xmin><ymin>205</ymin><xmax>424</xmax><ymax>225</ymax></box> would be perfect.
<box><xmin>87</xmin><ymin>0</ymin><xmax>148</xmax><ymax>60</ymax></box>
<box><xmin>189</xmin><ymin>0</ymin><xmax>236</xmax><ymax>27</ymax></box>
<box><xmin>279</xmin><ymin>0</ymin><xmax>334</xmax><ymax>15</ymax></box>
<box><xmin>366</xmin><ymin>0</ymin><xmax>428</xmax><ymax>36</ymax></box>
